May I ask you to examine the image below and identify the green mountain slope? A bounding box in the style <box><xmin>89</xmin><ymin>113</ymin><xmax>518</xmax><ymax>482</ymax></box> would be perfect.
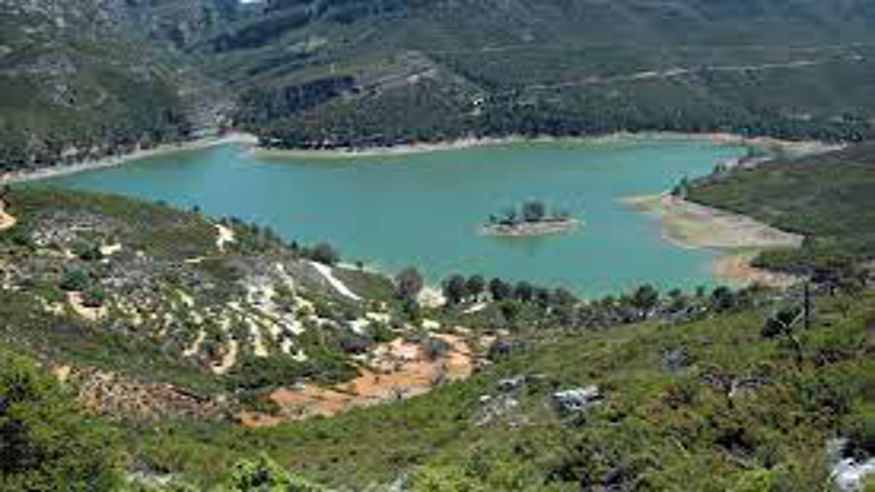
<box><xmin>188</xmin><ymin>0</ymin><xmax>875</xmax><ymax>148</ymax></box>
<box><xmin>5</xmin><ymin>0</ymin><xmax>875</xmax><ymax>168</ymax></box>
<box><xmin>0</xmin><ymin>0</ymin><xmax>199</xmax><ymax>172</ymax></box>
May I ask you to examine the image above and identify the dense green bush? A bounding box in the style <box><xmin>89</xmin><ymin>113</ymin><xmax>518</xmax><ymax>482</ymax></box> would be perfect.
<box><xmin>225</xmin><ymin>454</ymin><xmax>326</xmax><ymax>492</ymax></box>
<box><xmin>0</xmin><ymin>347</ymin><xmax>122</xmax><ymax>491</ymax></box>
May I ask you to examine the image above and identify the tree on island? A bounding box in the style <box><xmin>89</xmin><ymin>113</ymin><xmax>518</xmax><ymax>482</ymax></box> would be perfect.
<box><xmin>489</xmin><ymin>200</ymin><xmax>573</xmax><ymax>229</ymax></box>
<box><xmin>522</xmin><ymin>200</ymin><xmax>547</xmax><ymax>222</ymax></box>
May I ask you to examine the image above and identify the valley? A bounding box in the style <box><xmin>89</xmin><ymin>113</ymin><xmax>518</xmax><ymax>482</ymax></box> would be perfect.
<box><xmin>4</xmin><ymin>1</ymin><xmax>875</xmax><ymax>491</ymax></box>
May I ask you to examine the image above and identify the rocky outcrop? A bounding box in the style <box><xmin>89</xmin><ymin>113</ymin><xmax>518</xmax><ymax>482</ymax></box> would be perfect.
<box><xmin>552</xmin><ymin>386</ymin><xmax>603</xmax><ymax>415</ymax></box>
<box><xmin>62</xmin><ymin>366</ymin><xmax>227</xmax><ymax>421</ymax></box>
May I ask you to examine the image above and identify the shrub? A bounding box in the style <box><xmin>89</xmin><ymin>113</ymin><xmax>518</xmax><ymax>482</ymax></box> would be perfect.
<box><xmin>0</xmin><ymin>348</ymin><xmax>123</xmax><ymax>490</ymax></box>
<box><xmin>75</xmin><ymin>243</ymin><xmax>104</xmax><ymax>262</ymax></box>
<box><xmin>82</xmin><ymin>287</ymin><xmax>106</xmax><ymax>308</ymax></box>
<box><xmin>848</xmin><ymin>407</ymin><xmax>875</xmax><ymax>456</ymax></box>
<box><xmin>226</xmin><ymin>454</ymin><xmax>326</xmax><ymax>491</ymax></box>
<box><xmin>395</xmin><ymin>267</ymin><xmax>424</xmax><ymax>300</ymax></box>
<box><xmin>310</xmin><ymin>243</ymin><xmax>339</xmax><ymax>266</ymax></box>
<box><xmin>60</xmin><ymin>269</ymin><xmax>89</xmax><ymax>292</ymax></box>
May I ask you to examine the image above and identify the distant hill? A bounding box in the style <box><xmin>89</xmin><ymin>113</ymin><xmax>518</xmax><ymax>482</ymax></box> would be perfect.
<box><xmin>0</xmin><ymin>0</ymin><xmax>202</xmax><ymax>171</ymax></box>
<box><xmin>4</xmin><ymin>0</ymin><xmax>875</xmax><ymax>169</ymax></box>
<box><xmin>185</xmin><ymin>0</ymin><xmax>875</xmax><ymax>148</ymax></box>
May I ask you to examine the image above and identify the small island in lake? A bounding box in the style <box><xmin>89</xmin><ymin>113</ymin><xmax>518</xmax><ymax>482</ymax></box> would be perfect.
<box><xmin>482</xmin><ymin>200</ymin><xmax>581</xmax><ymax>237</ymax></box>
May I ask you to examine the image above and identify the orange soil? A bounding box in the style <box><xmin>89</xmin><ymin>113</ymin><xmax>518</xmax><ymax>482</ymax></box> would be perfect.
<box><xmin>714</xmin><ymin>252</ymin><xmax>799</xmax><ymax>288</ymax></box>
<box><xmin>242</xmin><ymin>334</ymin><xmax>477</xmax><ymax>428</ymax></box>
<box><xmin>0</xmin><ymin>199</ymin><xmax>15</xmax><ymax>231</ymax></box>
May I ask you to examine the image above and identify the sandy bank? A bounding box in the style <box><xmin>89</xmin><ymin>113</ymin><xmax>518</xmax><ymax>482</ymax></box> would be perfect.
<box><xmin>0</xmin><ymin>133</ymin><xmax>258</xmax><ymax>185</ymax></box>
<box><xmin>626</xmin><ymin>194</ymin><xmax>803</xmax><ymax>287</ymax></box>
<box><xmin>713</xmin><ymin>252</ymin><xmax>799</xmax><ymax>289</ymax></box>
<box><xmin>252</xmin><ymin>131</ymin><xmax>837</xmax><ymax>161</ymax></box>
<box><xmin>626</xmin><ymin>194</ymin><xmax>803</xmax><ymax>250</ymax></box>
<box><xmin>253</xmin><ymin>136</ymin><xmax>523</xmax><ymax>159</ymax></box>
<box><xmin>0</xmin><ymin>198</ymin><xmax>15</xmax><ymax>231</ymax></box>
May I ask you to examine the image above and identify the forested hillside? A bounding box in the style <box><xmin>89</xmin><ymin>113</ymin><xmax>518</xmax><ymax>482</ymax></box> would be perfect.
<box><xmin>187</xmin><ymin>0</ymin><xmax>875</xmax><ymax>148</ymax></box>
<box><xmin>0</xmin><ymin>0</ymin><xmax>232</xmax><ymax>173</ymax></box>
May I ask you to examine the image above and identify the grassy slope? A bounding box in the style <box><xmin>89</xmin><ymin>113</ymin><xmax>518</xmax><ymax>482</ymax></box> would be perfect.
<box><xmin>688</xmin><ymin>142</ymin><xmax>875</xmax><ymax>274</ymax></box>
<box><xmin>134</xmin><ymin>292</ymin><xmax>875</xmax><ymax>490</ymax></box>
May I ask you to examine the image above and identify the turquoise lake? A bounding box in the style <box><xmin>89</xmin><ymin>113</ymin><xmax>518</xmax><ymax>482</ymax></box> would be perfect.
<box><xmin>40</xmin><ymin>137</ymin><xmax>745</xmax><ymax>297</ymax></box>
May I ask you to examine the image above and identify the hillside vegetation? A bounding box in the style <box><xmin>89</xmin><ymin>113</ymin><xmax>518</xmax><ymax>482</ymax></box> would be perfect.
<box><xmin>0</xmin><ymin>187</ymin><xmax>874</xmax><ymax>490</ymax></box>
<box><xmin>0</xmin><ymin>0</ymin><xmax>200</xmax><ymax>173</ymax></box>
<box><xmin>191</xmin><ymin>0</ymin><xmax>875</xmax><ymax>148</ymax></box>
<box><xmin>0</xmin><ymin>186</ymin><xmax>467</xmax><ymax>405</ymax></box>
<box><xmin>689</xmin><ymin>142</ymin><xmax>875</xmax><ymax>282</ymax></box>
<box><xmin>5</xmin><ymin>0</ymin><xmax>875</xmax><ymax>171</ymax></box>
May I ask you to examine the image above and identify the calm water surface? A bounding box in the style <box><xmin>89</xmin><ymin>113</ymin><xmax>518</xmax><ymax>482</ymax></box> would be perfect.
<box><xmin>41</xmin><ymin>138</ymin><xmax>745</xmax><ymax>297</ymax></box>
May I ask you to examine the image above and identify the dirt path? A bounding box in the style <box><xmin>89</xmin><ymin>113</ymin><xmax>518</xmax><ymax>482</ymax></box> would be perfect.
<box><xmin>521</xmin><ymin>56</ymin><xmax>854</xmax><ymax>93</ymax></box>
<box><xmin>310</xmin><ymin>261</ymin><xmax>361</xmax><ymax>301</ymax></box>
<box><xmin>0</xmin><ymin>198</ymin><xmax>16</xmax><ymax>231</ymax></box>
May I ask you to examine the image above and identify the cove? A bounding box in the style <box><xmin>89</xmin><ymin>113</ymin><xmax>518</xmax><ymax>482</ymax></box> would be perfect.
<box><xmin>38</xmin><ymin>137</ymin><xmax>745</xmax><ymax>297</ymax></box>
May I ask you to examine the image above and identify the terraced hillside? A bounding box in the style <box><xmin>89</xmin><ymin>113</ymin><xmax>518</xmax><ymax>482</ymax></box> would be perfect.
<box><xmin>137</xmin><ymin>290</ymin><xmax>875</xmax><ymax>490</ymax></box>
<box><xmin>0</xmin><ymin>187</ymin><xmax>491</xmax><ymax>423</ymax></box>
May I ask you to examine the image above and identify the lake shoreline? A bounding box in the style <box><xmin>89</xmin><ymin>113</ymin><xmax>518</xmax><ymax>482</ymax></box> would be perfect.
<box><xmin>0</xmin><ymin>133</ymin><xmax>258</xmax><ymax>185</ymax></box>
<box><xmin>3</xmin><ymin>130</ymin><xmax>837</xmax><ymax>183</ymax></box>
<box><xmin>253</xmin><ymin>131</ymin><xmax>840</xmax><ymax>160</ymax></box>
<box><xmin>625</xmin><ymin>193</ymin><xmax>803</xmax><ymax>287</ymax></box>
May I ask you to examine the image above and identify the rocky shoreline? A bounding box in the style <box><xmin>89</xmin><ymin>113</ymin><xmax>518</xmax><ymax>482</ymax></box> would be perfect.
<box><xmin>481</xmin><ymin>218</ymin><xmax>581</xmax><ymax>237</ymax></box>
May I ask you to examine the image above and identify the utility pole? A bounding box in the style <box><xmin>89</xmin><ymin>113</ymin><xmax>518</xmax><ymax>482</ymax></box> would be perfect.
<box><xmin>803</xmin><ymin>281</ymin><xmax>812</xmax><ymax>330</ymax></box>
